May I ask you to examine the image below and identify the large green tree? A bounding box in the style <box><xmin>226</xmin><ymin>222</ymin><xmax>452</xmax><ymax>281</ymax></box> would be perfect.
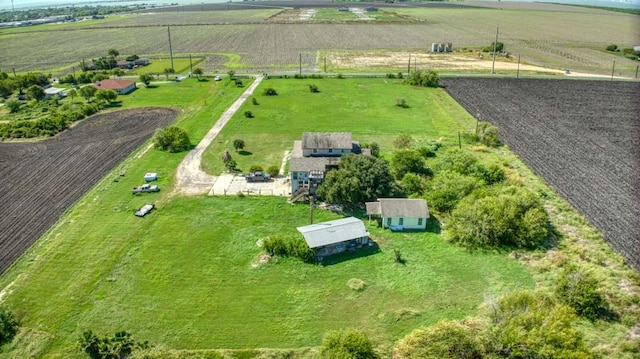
<box><xmin>25</xmin><ymin>84</ymin><xmax>45</xmax><ymax>101</ymax></box>
<box><xmin>139</xmin><ymin>74</ymin><xmax>153</xmax><ymax>86</ymax></box>
<box><xmin>391</xmin><ymin>149</ymin><xmax>432</xmax><ymax>180</ymax></box>
<box><xmin>153</xmin><ymin>126</ymin><xmax>191</xmax><ymax>153</ymax></box>
<box><xmin>317</xmin><ymin>154</ymin><xmax>397</xmax><ymax>209</ymax></box>
<box><xmin>79</xmin><ymin>85</ymin><xmax>97</xmax><ymax>100</ymax></box>
<box><xmin>95</xmin><ymin>89</ymin><xmax>118</xmax><ymax>103</ymax></box>
<box><xmin>447</xmin><ymin>186</ymin><xmax>550</xmax><ymax>249</ymax></box>
<box><xmin>424</xmin><ymin>170</ymin><xmax>483</xmax><ymax>213</ymax></box>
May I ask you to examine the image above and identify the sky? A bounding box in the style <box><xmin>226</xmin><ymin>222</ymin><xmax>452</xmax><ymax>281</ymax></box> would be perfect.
<box><xmin>0</xmin><ymin>0</ymin><xmax>638</xmax><ymax>11</ymax></box>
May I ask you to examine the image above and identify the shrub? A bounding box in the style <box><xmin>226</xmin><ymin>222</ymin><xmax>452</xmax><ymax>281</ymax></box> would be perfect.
<box><xmin>266</xmin><ymin>165</ymin><xmax>280</xmax><ymax>177</ymax></box>
<box><xmin>0</xmin><ymin>306</ymin><xmax>19</xmax><ymax>346</ymax></box>
<box><xmin>5</xmin><ymin>98</ymin><xmax>21</xmax><ymax>113</ymax></box>
<box><xmin>393</xmin><ymin>134</ymin><xmax>413</xmax><ymax>149</ymax></box>
<box><xmin>336</xmin><ymin>73</ymin><xmax>345</xmax><ymax>79</ymax></box>
<box><xmin>251</xmin><ymin>97</ymin><xmax>259</xmax><ymax>105</ymax></box>
<box><xmin>244</xmin><ymin>110</ymin><xmax>253</xmax><ymax>118</ymax></box>
<box><xmin>224</xmin><ymin>159</ymin><xmax>238</xmax><ymax>172</ymax></box>
<box><xmin>309</xmin><ymin>84</ymin><xmax>319</xmax><ymax>93</ymax></box>
<box><xmin>153</xmin><ymin>126</ymin><xmax>191</xmax><ymax>153</ymax></box>
<box><xmin>233</xmin><ymin>139</ymin><xmax>245</xmax><ymax>152</ymax></box>
<box><xmin>262</xmin><ymin>234</ymin><xmax>314</xmax><ymax>263</ymax></box>
<box><xmin>386</xmin><ymin>73</ymin><xmax>397</xmax><ymax>79</ymax></box>
<box><xmin>320</xmin><ymin>330</ymin><xmax>377</xmax><ymax>359</ymax></box>
<box><xmin>262</xmin><ymin>88</ymin><xmax>278</xmax><ymax>96</ymax></box>
<box><xmin>396</xmin><ymin>98</ymin><xmax>409</xmax><ymax>108</ymax></box>
<box><xmin>393</xmin><ymin>320</ymin><xmax>484</xmax><ymax>359</ymax></box>
<box><xmin>556</xmin><ymin>266</ymin><xmax>610</xmax><ymax>321</ymax></box>
<box><xmin>234</xmin><ymin>79</ymin><xmax>243</xmax><ymax>87</ymax></box>
<box><xmin>79</xmin><ymin>330</ymin><xmax>149</xmax><ymax>359</ymax></box>
<box><xmin>404</xmin><ymin>70</ymin><xmax>439</xmax><ymax>88</ymax></box>
<box><xmin>249</xmin><ymin>165</ymin><xmax>263</xmax><ymax>173</ymax></box>
<box><xmin>606</xmin><ymin>44</ymin><xmax>618</xmax><ymax>52</ymax></box>
<box><xmin>483</xmin><ymin>41</ymin><xmax>504</xmax><ymax>52</ymax></box>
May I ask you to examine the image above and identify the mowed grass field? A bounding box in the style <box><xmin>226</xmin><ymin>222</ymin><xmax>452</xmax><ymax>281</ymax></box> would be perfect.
<box><xmin>202</xmin><ymin>77</ymin><xmax>474</xmax><ymax>174</ymax></box>
<box><xmin>1</xmin><ymin>3</ymin><xmax>638</xmax><ymax>75</ymax></box>
<box><xmin>0</xmin><ymin>77</ymin><xmax>535</xmax><ymax>358</ymax></box>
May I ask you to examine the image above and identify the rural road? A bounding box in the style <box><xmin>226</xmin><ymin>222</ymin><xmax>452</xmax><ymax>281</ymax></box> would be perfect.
<box><xmin>175</xmin><ymin>75</ymin><xmax>264</xmax><ymax>195</ymax></box>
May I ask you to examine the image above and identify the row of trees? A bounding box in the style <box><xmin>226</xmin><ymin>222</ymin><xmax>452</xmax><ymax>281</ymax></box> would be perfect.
<box><xmin>0</xmin><ymin>71</ymin><xmax>50</xmax><ymax>98</ymax></box>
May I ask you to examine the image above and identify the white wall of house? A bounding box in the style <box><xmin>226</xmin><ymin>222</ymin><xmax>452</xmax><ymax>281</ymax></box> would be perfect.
<box><xmin>383</xmin><ymin>216</ymin><xmax>426</xmax><ymax>230</ymax></box>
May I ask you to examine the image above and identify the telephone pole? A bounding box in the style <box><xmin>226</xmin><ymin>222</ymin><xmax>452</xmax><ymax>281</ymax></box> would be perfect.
<box><xmin>491</xmin><ymin>27</ymin><xmax>499</xmax><ymax>75</ymax></box>
<box><xmin>167</xmin><ymin>26</ymin><xmax>174</xmax><ymax>71</ymax></box>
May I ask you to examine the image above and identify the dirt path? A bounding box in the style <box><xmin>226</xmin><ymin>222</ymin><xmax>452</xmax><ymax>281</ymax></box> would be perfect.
<box><xmin>175</xmin><ymin>75</ymin><xmax>264</xmax><ymax>195</ymax></box>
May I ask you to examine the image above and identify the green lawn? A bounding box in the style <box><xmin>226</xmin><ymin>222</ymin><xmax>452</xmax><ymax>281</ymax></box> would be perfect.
<box><xmin>0</xmin><ymin>193</ymin><xmax>532</xmax><ymax>358</ymax></box>
<box><xmin>202</xmin><ymin>77</ymin><xmax>475</xmax><ymax>174</ymax></box>
<box><xmin>0</xmin><ymin>76</ymin><xmax>534</xmax><ymax>358</ymax></box>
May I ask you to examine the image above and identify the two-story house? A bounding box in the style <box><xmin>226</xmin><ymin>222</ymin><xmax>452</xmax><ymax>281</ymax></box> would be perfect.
<box><xmin>289</xmin><ymin>132</ymin><xmax>369</xmax><ymax>201</ymax></box>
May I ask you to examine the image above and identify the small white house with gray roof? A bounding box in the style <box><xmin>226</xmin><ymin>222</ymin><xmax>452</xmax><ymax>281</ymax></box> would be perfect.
<box><xmin>296</xmin><ymin>217</ymin><xmax>370</xmax><ymax>258</ymax></box>
<box><xmin>366</xmin><ymin>198</ymin><xmax>429</xmax><ymax>231</ymax></box>
<box><xmin>289</xmin><ymin>132</ymin><xmax>369</xmax><ymax>201</ymax></box>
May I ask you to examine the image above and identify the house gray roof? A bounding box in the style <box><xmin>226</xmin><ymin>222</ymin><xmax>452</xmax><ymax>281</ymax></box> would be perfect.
<box><xmin>365</xmin><ymin>198</ymin><xmax>429</xmax><ymax>218</ymax></box>
<box><xmin>297</xmin><ymin>217</ymin><xmax>369</xmax><ymax>248</ymax></box>
<box><xmin>302</xmin><ymin>132</ymin><xmax>352</xmax><ymax>150</ymax></box>
<box><xmin>290</xmin><ymin>140</ymin><xmax>340</xmax><ymax>172</ymax></box>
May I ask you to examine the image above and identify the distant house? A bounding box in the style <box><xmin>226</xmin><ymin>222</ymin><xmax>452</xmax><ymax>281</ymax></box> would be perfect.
<box><xmin>365</xmin><ymin>6</ymin><xmax>378</xmax><ymax>12</ymax></box>
<box><xmin>297</xmin><ymin>217</ymin><xmax>370</xmax><ymax>258</ymax></box>
<box><xmin>134</xmin><ymin>58</ymin><xmax>150</xmax><ymax>66</ymax></box>
<box><xmin>289</xmin><ymin>132</ymin><xmax>370</xmax><ymax>201</ymax></box>
<box><xmin>94</xmin><ymin>79</ymin><xmax>136</xmax><ymax>95</ymax></box>
<box><xmin>365</xmin><ymin>198</ymin><xmax>429</xmax><ymax>231</ymax></box>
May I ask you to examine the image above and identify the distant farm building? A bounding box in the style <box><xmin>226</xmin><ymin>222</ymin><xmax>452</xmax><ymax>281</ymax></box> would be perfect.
<box><xmin>366</xmin><ymin>198</ymin><xmax>429</xmax><ymax>231</ymax></box>
<box><xmin>431</xmin><ymin>42</ymin><xmax>453</xmax><ymax>53</ymax></box>
<box><xmin>297</xmin><ymin>217</ymin><xmax>370</xmax><ymax>258</ymax></box>
<box><xmin>44</xmin><ymin>87</ymin><xmax>66</xmax><ymax>100</ymax></box>
<box><xmin>94</xmin><ymin>79</ymin><xmax>137</xmax><ymax>94</ymax></box>
<box><xmin>289</xmin><ymin>132</ymin><xmax>370</xmax><ymax>201</ymax></box>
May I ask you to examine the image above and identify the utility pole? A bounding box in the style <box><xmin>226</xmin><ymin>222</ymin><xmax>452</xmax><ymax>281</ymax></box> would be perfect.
<box><xmin>611</xmin><ymin>60</ymin><xmax>615</xmax><ymax>81</ymax></box>
<box><xmin>11</xmin><ymin>0</ymin><xmax>16</xmax><ymax>21</ymax></box>
<box><xmin>407</xmin><ymin>54</ymin><xmax>411</xmax><ymax>75</ymax></box>
<box><xmin>516</xmin><ymin>54</ymin><xmax>520</xmax><ymax>79</ymax></box>
<box><xmin>299</xmin><ymin>53</ymin><xmax>302</xmax><ymax>76</ymax></box>
<box><xmin>491</xmin><ymin>27</ymin><xmax>499</xmax><ymax>75</ymax></box>
<box><xmin>189</xmin><ymin>54</ymin><xmax>193</xmax><ymax>75</ymax></box>
<box><xmin>167</xmin><ymin>26</ymin><xmax>174</xmax><ymax>71</ymax></box>
<box><xmin>635</xmin><ymin>65</ymin><xmax>638</xmax><ymax>79</ymax></box>
<box><xmin>324</xmin><ymin>57</ymin><xmax>327</xmax><ymax>73</ymax></box>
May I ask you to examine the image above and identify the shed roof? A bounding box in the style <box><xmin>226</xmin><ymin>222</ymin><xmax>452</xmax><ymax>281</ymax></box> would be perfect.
<box><xmin>289</xmin><ymin>140</ymin><xmax>340</xmax><ymax>172</ymax></box>
<box><xmin>365</xmin><ymin>198</ymin><xmax>429</xmax><ymax>218</ymax></box>
<box><xmin>297</xmin><ymin>217</ymin><xmax>369</xmax><ymax>248</ymax></box>
<box><xmin>302</xmin><ymin>132</ymin><xmax>352</xmax><ymax>150</ymax></box>
<box><xmin>94</xmin><ymin>79</ymin><xmax>135</xmax><ymax>90</ymax></box>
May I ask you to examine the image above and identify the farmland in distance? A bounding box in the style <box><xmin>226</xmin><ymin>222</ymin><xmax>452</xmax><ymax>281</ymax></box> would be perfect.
<box><xmin>441</xmin><ymin>78</ymin><xmax>640</xmax><ymax>270</ymax></box>
<box><xmin>0</xmin><ymin>3</ymin><xmax>638</xmax><ymax>75</ymax></box>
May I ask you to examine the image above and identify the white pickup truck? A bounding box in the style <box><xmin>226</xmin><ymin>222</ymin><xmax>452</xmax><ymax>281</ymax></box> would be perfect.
<box><xmin>132</xmin><ymin>183</ymin><xmax>159</xmax><ymax>194</ymax></box>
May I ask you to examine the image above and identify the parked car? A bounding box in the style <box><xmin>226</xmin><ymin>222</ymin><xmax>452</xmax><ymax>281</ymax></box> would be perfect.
<box><xmin>132</xmin><ymin>183</ymin><xmax>159</xmax><ymax>194</ymax></box>
<box><xmin>135</xmin><ymin>203</ymin><xmax>155</xmax><ymax>217</ymax></box>
<box><xmin>245</xmin><ymin>171</ymin><xmax>271</xmax><ymax>182</ymax></box>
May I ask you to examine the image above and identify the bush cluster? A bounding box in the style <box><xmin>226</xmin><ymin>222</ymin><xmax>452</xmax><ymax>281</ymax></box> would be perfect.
<box><xmin>262</xmin><ymin>235</ymin><xmax>315</xmax><ymax>263</ymax></box>
<box><xmin>404</xmin><ymin>70</ymin><xmax>439</xmax><ymax>88</ymax></box>
<box><xmin>320</xmin><ymin>330</ymin><xmax>377</xmax><ymax>359</ymax></box>
<box><xmin>153</xmin><ymin>126</ymin><xmax>192</xmax><ymax>153</ymax></box>
<box><xmin>0</xmin><ymin>103</ymin><xmax>99</xmax><ymax>139</ymax></box>
<box><xmin>79</xmin><ymin>330</ymin><xmax>148</xmax><ymax>359</ymax></box>
<box><xmin>0</xmin><ymin>306</ymin><xmax>19</xmax><ymax>347</ymax></box>
<box><xmin>262</xmin><ymin>88</ymin><xmax>278</xmax><ymax>96</ymax></box>
<box><xmin>448</xmin><ymin>185</ymin><xmax>550</xmax><ymax>249</ymax></box>
<box><xmin>556</xmin><ymin>266</ymin><xmax>611</xmax><ymax>321</ymax></box>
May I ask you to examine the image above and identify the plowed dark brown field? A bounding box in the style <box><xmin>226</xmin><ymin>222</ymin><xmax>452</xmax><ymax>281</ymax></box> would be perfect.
<box><xmin>442</xmin><ymin>78</ymin><xmax>640</xmax><ymax>270</ymax></box>
<box><xmin>0</xmin><ymin>108</ymin><xmax>178</xmax><ymax>274</ymax></box>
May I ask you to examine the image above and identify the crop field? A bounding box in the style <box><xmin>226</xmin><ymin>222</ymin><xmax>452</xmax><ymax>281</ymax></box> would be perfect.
<box><xmin>0</xmin><ymin>108</ymin><xmax>178</xmax><ymax>274</ymax></box>
<box><xmin>1</xmin><ymin>3</ymin><xmax>638</xmax><ymax>76</ymax></box>
<box><xmin>441</xmin><ymin>78</ymin><xmax>640</xmax><ymax>270</ymax></box>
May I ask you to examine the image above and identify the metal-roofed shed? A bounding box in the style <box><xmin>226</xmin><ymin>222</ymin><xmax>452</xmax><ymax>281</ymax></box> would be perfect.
<box><xmin>297</xmin><ymin>217</ymin><xmax>370</xmax><ymax>257</ymax></box>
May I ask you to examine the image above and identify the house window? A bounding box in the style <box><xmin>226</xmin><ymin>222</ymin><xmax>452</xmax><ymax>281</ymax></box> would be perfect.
<box><xmin>313</xmin><ymin>149</ymin><xmax>317</xmax><ymax>153</ymax></box>
<box><xmin>418</xmin><ymin>218</ymin><xmax>423</xmax><ymax>226</ymax></box>
<box><xmin>399</xmin><ymin>218</ymin><xmax>404</xmax><ymax>225</ymax></box>
<box><xmin>386</xmin><ymin>218</ymin><xmax>391</xmax><ymax>227</ymax></box>
<box><xmin>329</xmin><ymin>149</ymin><xmax>333</xmax><ymax>153</ymax></box>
